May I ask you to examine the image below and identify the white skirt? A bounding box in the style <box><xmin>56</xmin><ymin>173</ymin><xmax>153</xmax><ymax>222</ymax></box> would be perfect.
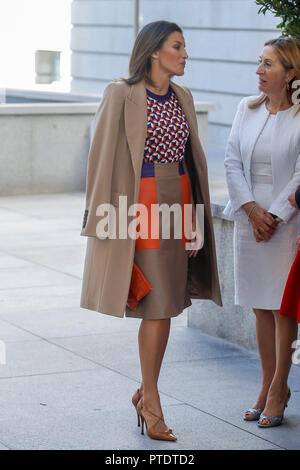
<box><xmin>234</xmin><ymin>177</ymin><xmax>298</xmax><ymax>310</ymax></box>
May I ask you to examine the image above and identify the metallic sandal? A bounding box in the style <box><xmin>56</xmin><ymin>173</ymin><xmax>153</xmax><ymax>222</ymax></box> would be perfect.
<box><xmin>257</xmin><ymin>388</ymin><xmax>291</xmax><ymax>428</ymax></box>
<box><xmin>244</xmin><ymin>408</ymin><xmax>264</xmax><ymax>421</ymax></box>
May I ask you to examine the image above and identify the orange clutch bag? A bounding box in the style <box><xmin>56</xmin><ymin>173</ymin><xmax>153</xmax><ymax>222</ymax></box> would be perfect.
<box><xmin>126</xmin><ymin>262</ymin><xmax>152</xmax><ymax>310</ymax></box>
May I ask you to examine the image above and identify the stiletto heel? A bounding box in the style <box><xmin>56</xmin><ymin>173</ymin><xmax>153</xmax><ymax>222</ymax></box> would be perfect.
<box><xmin>140</xmin><ymin>414</ymin><xmax>145</xmax><ymax>435</ymax></box>
<box><xmin>132</xmin><ymin>388</ymin><xmax>142</xmax><ymax>427</ymax></box>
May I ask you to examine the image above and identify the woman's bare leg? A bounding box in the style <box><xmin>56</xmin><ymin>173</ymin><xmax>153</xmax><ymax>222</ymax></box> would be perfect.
<box><xmin>138</xmin><ymin>318</ymin><xmax>171</xmax><ymax>431</ymax></box>
<box><xmin>259</xmin><ymin>311</ymin><xmax>298</xmax><ymax>423</ymax></box>
<box><xmin>245</xmin><ymin>309</ymin><xmax>276</xmax><ymax>416</ymax></box>
<box><xmin>139</xmin><ymin>318</ymin><xmax>170</xmax><ymax>395</ymax></box>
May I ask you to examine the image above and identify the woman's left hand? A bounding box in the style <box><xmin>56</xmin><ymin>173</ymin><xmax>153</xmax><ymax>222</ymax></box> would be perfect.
<box><xmin>188</xmin><ymin>235</ymin><xmax>202</xmax><ymax>257</ymax></box>
<box><xmin>253</xmin><ymin>227</ymin><xmax>265</xmax><ymax>242</ymax></box>
<box><xmin>253</xmin><ymin>216</ymin><xmax>281</xmax><ymax>242</ymax></box>
<box><xmin>188</xmin><ymin>249</ymin><xmax>199</xmax><ymax>257</ymax></box>
<box><xmin>187</xmin><ymin>225</ymin><xmax>202</xmax><ymax>257</ymax></box>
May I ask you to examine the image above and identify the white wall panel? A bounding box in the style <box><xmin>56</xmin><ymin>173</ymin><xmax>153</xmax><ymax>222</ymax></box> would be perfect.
<box><xmin>71</xmin><ymin>26</ymin><xmax>133</xmax><ymax>53</ymax></box>
<box><xmin>176</xmin><ymin>60</ymin><xmax>260</xmax><ymax>95</ymax></box>
<box><xmin>72</xmin><ymin>0</ymin><xmax>133</xmax><ymax>25</ymax></box>
<box><xmin>187</xmin><ymin>90</ymin><xmax>248</xmax><ymax>126</ymax></box>
<box><xmin>70</xmin><ymin>77</ymin><xmax>110</xmax><ymax>94</ymax></box>
<box><xmin>141</xmin><ymin>0</ymin><xmax>278</xmax><ymax>30</ymax></box>
<box><xmin>183</xmin><ymin>29</ymin><xmax>280</xmax><ymax>62</ymax></box>
<box><xmin>71</xmin><ymin>51</ymin><xmax>129</xmax><ymax>80</ymax></box>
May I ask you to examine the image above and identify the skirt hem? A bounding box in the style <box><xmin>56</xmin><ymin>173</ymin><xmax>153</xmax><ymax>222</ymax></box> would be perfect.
<box><xmin>125</xmin><ymin>300</ymin><xmax>192</xmax><ymax>320</ymax></box>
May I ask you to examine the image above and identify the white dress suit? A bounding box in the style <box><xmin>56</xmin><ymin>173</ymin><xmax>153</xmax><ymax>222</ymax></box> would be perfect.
<box><xmin>223</xmin><ymin>96</ymin><xmax>300</xmax><ymax>308</ymax></box>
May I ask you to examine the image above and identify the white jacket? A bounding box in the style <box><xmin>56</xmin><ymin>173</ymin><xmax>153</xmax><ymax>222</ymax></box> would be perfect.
<box><xmin>223</xmin><ymin>96</ymin><xmax>300</xmax><ymax>223</ymax></box>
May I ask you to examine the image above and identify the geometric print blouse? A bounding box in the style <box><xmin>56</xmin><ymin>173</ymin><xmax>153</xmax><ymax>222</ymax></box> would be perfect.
<box><xmin>143</xmin><ymin>86</ymin><xmax>190</xmax><ymax>163</ymax></box>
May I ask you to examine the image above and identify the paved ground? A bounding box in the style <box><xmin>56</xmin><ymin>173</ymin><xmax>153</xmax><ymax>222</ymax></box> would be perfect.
<box><xmin>0</xmin><ymin>192</ymin><xmax>299</xmax><ymax>450</ymax></box>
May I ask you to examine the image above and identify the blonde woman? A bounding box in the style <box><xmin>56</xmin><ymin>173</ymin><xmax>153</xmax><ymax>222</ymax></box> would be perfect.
<box><xmin>224</xmin><ymin>37</ymin><xmax>300</xmax><ymax>427</ymax></box>
<box><xmin>80</xmin><ymin>21</ymin><xmax>222</xmax><ymax>441</ymax></box>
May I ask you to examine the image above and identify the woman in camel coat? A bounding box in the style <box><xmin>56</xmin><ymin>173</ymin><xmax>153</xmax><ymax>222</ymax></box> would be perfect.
<box><xmin>80</xmin><ymin>20</ymin><xmax>222</xmax><ymax>441</ymax></box>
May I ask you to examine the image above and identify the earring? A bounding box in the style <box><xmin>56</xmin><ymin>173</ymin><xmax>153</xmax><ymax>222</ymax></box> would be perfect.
<box><xmin>287</xmin><ymin>82</ymin><xmax>291</xmax><ymax>91</ymax></box>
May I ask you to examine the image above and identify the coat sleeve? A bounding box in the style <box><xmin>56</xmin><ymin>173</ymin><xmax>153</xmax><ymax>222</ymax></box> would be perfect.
<box><xmin>80</xmin><ymin>82</ymin><xmax>125</xmax><ymax>237</ymax></box>
<box><xmin>268</xmin><ymin>153</ymin><xmax>300</xmax><ymax>223</ymax></box>
<box><xmin>224</xmin><ymin>97</ymin><xmax>255</xmax><ymax>213</ymax></box>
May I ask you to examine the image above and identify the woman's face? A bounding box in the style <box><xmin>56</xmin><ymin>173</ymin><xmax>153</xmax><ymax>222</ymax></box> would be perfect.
<box><xmin>256</xmin><ymin>45</ymin><xmax>294</xmax><ymax>96</ymax></box>
<box><xmin>152</xmin><ymin>31</ymin><xmax>188</xmax><ymax>77</ymax></box>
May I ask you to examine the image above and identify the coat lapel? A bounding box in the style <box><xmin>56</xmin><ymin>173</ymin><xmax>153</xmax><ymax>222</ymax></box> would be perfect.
<box><xmin>124</xmin><ymin>80</ymin><xmax>148</xmax><ymax>176</ymax></box>
<box><xmin>170</xmin><ymin>80</ymin><xmax>198</xmax><ymax>139</ymax></box>
<box><xmin>241</xmin><ymin>103</ymin><xmax>269</xmax><ymax>173</ymax></box>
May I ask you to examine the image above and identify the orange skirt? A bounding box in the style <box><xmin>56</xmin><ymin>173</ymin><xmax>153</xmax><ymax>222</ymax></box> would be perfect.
<box><xmin>279</xmin><ymin>251</ymin><xmax>300</xmax><ymax>323</ymax></box>
<box><xmin>125</xmin><ymin>159</ymin><xmax>193</xmax><ymax>320</ymax></box>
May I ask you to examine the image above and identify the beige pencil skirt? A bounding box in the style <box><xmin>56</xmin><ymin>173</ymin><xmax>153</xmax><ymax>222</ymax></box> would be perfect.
<box><xmin>125</xmin><ymin>158</ymin><xmax>193</xmax><ymax>320</ymax></box>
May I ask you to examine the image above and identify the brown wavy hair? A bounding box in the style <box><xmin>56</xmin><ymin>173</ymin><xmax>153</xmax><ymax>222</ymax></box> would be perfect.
<box><xmin>121</xmin><ymin>20</ymin><xmax>183</xmax><ymax>87</ymax></box>
<box><xmin>249</xmin><ymin>37</ymin><xmax>300</xmax><ymax>116</ymax></box>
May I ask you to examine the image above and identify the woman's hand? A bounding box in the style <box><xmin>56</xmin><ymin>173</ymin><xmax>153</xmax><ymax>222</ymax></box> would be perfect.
<box><xmin>188</xmin><ymin>230</ymin><xmax>202</xmax><ymax>257</ymax></box>
<box><xmin>251</xmin><ymin>206</ymin><xmax>279</xmax><ymax>242</ymax></box>
<box><xmin>253</xmin><ymin>219</ymin><xmax>281</xmax><ymax>242</ymax></box>
<box><xmin>243</xmin><ymin>202</ymin><xmax>278</xmax><ymax>242</ymax></box>
<box><xmin>253</xmin><ymin>225</ymin><xmax>265</xmax><ymax>242</ymax></box>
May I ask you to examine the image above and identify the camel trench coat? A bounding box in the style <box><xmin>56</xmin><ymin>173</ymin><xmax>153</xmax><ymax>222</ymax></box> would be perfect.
<box><xmin>80</xmin><ymin>79</ymin><xmax>222</xmax><ymax>317</ymax></box>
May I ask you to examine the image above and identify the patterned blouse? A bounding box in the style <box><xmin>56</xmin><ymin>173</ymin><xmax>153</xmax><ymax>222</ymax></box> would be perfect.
<box><xmin>143</xmin><ymin>86</ymin><xmax>190</xmax><ymax>163</ymax></box>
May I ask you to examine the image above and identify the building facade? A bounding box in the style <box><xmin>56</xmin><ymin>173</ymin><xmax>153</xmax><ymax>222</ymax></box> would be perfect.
<box><xmin>70</xmin><ymin>0</ymin><xmax>279</xmax><ymax>173</ymax></box>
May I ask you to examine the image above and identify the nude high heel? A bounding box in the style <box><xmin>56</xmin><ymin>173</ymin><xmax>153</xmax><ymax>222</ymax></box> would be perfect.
<box><xmin>132</xmin><ymin>389</ymin><xmax>173</xmax><ymax>432</ymax></box>
<box><xmin>136</xmin><ymin>399</ymin><xmax>177</xmax><ymax>441</ymax></box>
